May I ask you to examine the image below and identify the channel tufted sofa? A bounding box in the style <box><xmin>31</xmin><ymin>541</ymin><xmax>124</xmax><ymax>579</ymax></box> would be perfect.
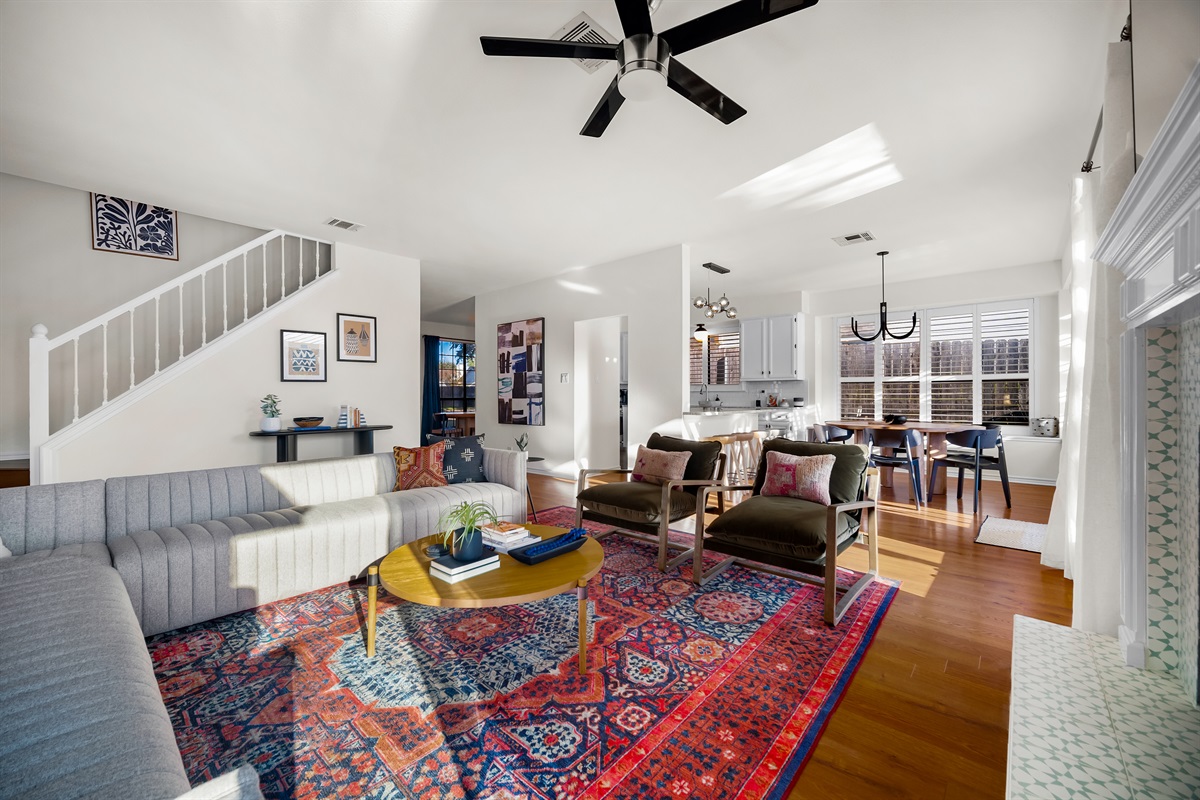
<box><xmin>0</xmin><ymin>447</ymin><xmax>527</xmax><ymax>800</ymax></box>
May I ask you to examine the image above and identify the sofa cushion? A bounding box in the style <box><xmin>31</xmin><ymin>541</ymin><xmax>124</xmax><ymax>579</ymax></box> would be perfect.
<box><xmin>111</xmin><ymin>498</ymin><xmax>394</xmax><ymax>636</ymax></box>
<box><xmin>577</xmin><ymin>481</ymin><xmax>697</xmax><ymax>526</ymax></box>
<box><xmin>0</xmin><ymin>480</ymin><xmax>106</xmax><ymax>556</ymax></box>
<box><xmin>705</xmin><ymin>494</ymin><xmax>860</xmax><ymax>561</ymax></box>
<box><xmin>0</xmin><ymin>556</ymin><xmax>192</xmax><ymax>799</ymax></box>
<box><xmin>425</xmin><ymin>434</ymin><xmax>487</xmax><ymax>484</ymax></box>
<box><xmin>8</xmin><ymin>541</ymin><xmax>111</xmax><ymax>565</ymax></box>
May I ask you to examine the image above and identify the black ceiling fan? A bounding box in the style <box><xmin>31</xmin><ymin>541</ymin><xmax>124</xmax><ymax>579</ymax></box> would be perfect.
<box><xmin>480</xmin><ymin>0</ymin><xmax>819</xmax><ymax>137</ymax></box>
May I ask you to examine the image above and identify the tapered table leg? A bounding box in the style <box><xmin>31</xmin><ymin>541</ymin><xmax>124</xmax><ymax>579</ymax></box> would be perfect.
<box><xmin>367</xmin><ymin>565</ymin><xmax>378</xmax><ymax>658</ymax></box>
<box><xmin>577</xmin><ymin>579</ymin><xmax>588</xmax><ymax>675</ymax></box>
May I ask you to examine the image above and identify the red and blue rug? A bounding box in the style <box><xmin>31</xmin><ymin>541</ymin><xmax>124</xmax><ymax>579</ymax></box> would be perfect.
<box><xmin>149</xmin><ymin>506</ymin><xmax>897</xmax><ymax>799</ymax></box>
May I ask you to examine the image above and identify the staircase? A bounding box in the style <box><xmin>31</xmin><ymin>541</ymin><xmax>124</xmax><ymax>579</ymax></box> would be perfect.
<box><xmin>28</xmin><ymin>230</ymin><xmax>334</xmax><ymax>484</ymax></box>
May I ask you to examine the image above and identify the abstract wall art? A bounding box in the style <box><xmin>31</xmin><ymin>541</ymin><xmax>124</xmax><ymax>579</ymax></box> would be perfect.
<box><xmin>281</xmin><ymin>330</ymin><xmax>327</xmax><ymax>382</ymax></box>
<box><xmin>497</xmin><ymin>317</ymin><xmax>544</xmax><ymax>425</ymax></box>
<box><xmin>90</xmin><ymin>193</ymin><xmax>179</xmax><ymax>260</ymax></box>
<box><xmin>337</xmin><ymin>313</ymin><xmax>377</xmax><ymax>362</ymax></box>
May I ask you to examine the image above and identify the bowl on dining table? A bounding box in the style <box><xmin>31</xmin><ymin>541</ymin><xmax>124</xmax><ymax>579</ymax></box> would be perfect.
<box><xmin>293</xmin><ymin>416</ymin><xmax>324</xmax><ymax>428</ymax></box>
<box><xmin>884</xmin><ymin>414</ymin><xmax>908</xmax><ymax>425</ymax></box>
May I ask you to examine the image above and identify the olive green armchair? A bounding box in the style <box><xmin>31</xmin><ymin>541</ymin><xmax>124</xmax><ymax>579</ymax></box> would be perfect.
<box><xmin>693</xmin><ymin>439</ymin><xmax>880</xmax><ymax>626</ymax></box>
<box><xmin>575</xmin><ymin>433</ymin><xmax>725</xmax><ymax>572</ymax></box>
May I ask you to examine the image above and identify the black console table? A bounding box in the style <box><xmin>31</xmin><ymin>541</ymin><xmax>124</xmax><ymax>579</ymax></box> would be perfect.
<box><xmin>249</xmin><ymin>425</ymin><xmax>393</xmax><ymax>463</ymax></box>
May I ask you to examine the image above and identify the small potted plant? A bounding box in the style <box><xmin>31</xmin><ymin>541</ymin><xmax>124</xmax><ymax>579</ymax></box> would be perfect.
<box><xmin>437</xmin><ymin>500</ymin><xmax>498</xmax><ymax>562</ymax></box>
<box><xmin>514</xmin><ymin>433</ymin><xmax>529</xmax><ymax>452</ymax></box>
<box><xmin>260</xmin><ymin>394</ymin><xmax>282</xmax><ymax>432</ymax></box>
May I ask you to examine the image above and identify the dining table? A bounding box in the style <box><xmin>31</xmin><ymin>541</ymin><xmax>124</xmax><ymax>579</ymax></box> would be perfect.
<box><xmin>439</xmin><ymin>411</ymin><xmax>476</xmax><ymax>436</ymax></box>
<box><xmin>823</xmin><ymin>419</ymin><xmax>985</xmax><ymax>496</ymax></box>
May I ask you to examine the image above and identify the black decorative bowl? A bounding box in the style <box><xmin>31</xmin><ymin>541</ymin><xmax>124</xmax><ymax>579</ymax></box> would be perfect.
<box><xmin>884</xmin><ymin>414</ymin><xmax>908</xmax><ymax>425</ymax></box>
<box><xmin>293</xmin><ymin>416</ymin><xmax>324</xmax><ymax>428</ymax></box>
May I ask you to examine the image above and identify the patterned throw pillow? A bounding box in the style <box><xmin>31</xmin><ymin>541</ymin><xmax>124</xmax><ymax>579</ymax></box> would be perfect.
<box><xmin>631</xmin><ymin>446</ymin><xmax>692</xmax><ymax>486</ymax></box>
<box><xmin>424</xmin><ymin>434</ymin><xmax>487</xmax><ymax>484</ymax></box>
<box><xmin>393</xmin><ymin>441</ymin><xmax>448</xmax><ymax>491</ymax></box>
<box><xmin>760</xmin><ymin>451</ymin><xmax>836</xmax><ymax>505</ymax></box>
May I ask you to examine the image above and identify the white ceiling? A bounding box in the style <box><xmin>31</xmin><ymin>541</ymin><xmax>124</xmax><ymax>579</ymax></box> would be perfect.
<box><xmin>0</xmin><ymin>0</ymin><xmax>1125</xmax><ymax>325</ymax></box>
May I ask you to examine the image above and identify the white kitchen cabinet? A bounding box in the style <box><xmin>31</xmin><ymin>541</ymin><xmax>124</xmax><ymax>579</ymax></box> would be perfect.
<box><xmin>741</xmin><ymin>314</ymin><xmax>804</xmax><ymax>380</ymax></box>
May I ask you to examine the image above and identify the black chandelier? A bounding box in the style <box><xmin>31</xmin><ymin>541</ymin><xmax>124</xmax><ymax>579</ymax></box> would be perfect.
<box><xmin>851</xmin><ymin>251</ymin><xmax>916</xmax><ymax>342</ymax></box>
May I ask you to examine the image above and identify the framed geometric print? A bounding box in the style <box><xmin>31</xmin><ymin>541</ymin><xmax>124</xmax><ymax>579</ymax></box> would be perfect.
<box><xmin>497</xmin><ymin>317</ymin><xmax>544</xmax><ymax>425</ymax></box>
<box><xmin>280</xmin><ymin>330</ymin><xmax>327</xmax><ymax>382</ymax></box>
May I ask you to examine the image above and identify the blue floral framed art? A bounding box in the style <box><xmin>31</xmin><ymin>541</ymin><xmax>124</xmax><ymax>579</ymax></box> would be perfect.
<box><xmin>90</xmin><ymin>192</ymin><xmax>179</xmax><ymax>260</ymax></box>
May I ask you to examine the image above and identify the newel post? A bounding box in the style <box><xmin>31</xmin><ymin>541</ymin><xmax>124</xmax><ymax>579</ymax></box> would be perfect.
<box><xmin>28</xmin><ymin>324</ymin><xmax>49</xmax><ymax>485</ymax></box>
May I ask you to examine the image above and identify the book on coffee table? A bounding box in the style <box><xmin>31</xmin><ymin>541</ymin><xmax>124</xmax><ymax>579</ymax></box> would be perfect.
<box><xmin>430</xmin><ymin>552</ymin><xmax>498</xmax><ymax>575</ymax></box>
<box><xmin>430</xmin><ymin>557</ymin><xmax>500</xmax><ymax>584</ymax></box>
<box><xmin>481</xmin><ymin>521</ymin><xmax>529</xmax><ymax>539</ymax></box>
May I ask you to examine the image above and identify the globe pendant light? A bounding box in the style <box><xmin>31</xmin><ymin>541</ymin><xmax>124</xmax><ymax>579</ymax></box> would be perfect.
<box><xmin>691</xmin><ymin>262</ymin><xmax>738</xmax><ymax>320</ymax></box>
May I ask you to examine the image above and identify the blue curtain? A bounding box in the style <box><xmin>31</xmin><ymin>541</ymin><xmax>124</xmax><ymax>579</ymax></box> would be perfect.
<box><xmin>421</xmin><ymin>335</ymin><xmax>441</xmax><ymax>439</ymax></box>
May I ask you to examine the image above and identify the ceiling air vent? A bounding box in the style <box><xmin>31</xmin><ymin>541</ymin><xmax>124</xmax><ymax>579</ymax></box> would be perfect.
<box><xmin>324</xmin><ymin>217</ymin><xmax>363</xmax><ymax>232</ymax></box>
<box><xmin>550</xmin><ymin>12</ymin><xmax>618</xmax><ymax>74</ymax></box>
<box><xmin>832</xmin><ymin>231</ymin><xmax>876</xmax><ymax>247</ymax></box>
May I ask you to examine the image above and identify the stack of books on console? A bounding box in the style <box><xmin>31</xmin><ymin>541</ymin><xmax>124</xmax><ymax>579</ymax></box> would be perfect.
<box><xmin>480</xmin><ymin>521</ymin><xmax>540</xmax><ymax>554</ymax></box>
<box><xmin>429</xmin><ymin>551</ymin><xmax>499</xmax><ymax>584</ymax></box>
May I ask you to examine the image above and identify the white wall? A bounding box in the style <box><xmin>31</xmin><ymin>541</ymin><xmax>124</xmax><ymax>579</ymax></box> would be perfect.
<box><xmin>420</xmin><ymin>321</ymin><xmax>474</xmax><ymax>341</ymax></box>
<box><xmin>1131</xmin><ymin>0</ymin><xmax>1200</xmax><ymax>160</ymax></box>
<box><xmin>49</xmin><ymin>243</ymin><xmax>421</xmax><ymax>482</ymax></box>
<box><xmin>0</xmin><ymin>173</ymin><xmax>267</xmax><ymax>457</ymax></box>
<box><xmin>474</xmin><ymin>246</ymin><xmax>689</xmax><ymax>478</ymax></box>
<box><xmin>574</xmin><ymin>316</ymin><xmax>622</xmax><ymax>471</ymax></box>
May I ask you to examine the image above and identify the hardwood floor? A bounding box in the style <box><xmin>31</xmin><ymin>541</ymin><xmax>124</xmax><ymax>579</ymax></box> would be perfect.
<box><xmin>528</xmin><ymin>472</ymin><xmax>1069</xmax><ymax>800</ymax></box>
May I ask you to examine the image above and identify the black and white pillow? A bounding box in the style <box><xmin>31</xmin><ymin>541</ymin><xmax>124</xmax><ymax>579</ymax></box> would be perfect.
<box><xmin>424</xmin><ymin>434</ymin><xmax>486</xmax><ymax>484</ymax></box>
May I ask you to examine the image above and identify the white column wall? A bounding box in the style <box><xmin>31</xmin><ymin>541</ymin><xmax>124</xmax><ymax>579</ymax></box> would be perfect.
<box><xmin>474</xmin><ymin>246</ymin><xmax>689</xmax><ymax>478</ymax></box>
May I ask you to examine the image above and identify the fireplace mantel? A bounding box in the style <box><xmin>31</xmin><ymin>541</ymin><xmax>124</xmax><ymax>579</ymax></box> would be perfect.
<box><xmin>1095</xmin><ymin>62</ymin><xmax>1200</xmax><ymax>703</ymax></box>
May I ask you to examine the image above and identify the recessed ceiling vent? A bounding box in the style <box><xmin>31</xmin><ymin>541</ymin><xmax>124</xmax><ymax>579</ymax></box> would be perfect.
<box><xmin>550</xmin><ymin>13</ymin><xmax>618</xmax><ymax>74</ymax></box>
<box><xmin>324</xmin><ymin>217</ymin><xmax>363</xmax><ymax>232</ymax></box>
<box><xmin>832</xmin><ymin>231</ymin><xmax>876</xmax><ymax>247</ymax></box>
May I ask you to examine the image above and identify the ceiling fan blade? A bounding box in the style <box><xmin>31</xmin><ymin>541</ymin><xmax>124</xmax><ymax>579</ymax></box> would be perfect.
<box><xmin>580</xmin><ymin>77</ymin><xmax>626</xmax><ymax>137</ymax></box>
<box><xmin>613</xmin><ymin>0</ymin><xmax>654</xmax><ymax>37</ymax></box>
<box><xmin>661</xmin><ymin>0</ymin><xmax>819</xmax><ymax>55</ymax></box>
<box><xmin>666</xmin><ymin>59</ymin><xmax>747</xmax><ymax>125</ymax></box>
<box><xmin>480</xmin><ymin>36</ymin><xmax>618</xmax><ymax>61</ymax></box>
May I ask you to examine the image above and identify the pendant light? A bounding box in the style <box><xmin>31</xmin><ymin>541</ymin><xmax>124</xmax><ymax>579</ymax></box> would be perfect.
<box><xmin>851</xmin><ymin>251</ymin><xmax>916</xmax><ymax>342</ymax></box>
<box><xmin>691</xmin><ymin>262</ymin><xmax>738</xmax><ymax>320</ymax></box>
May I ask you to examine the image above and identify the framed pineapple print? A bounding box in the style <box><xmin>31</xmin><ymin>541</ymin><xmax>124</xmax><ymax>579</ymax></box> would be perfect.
<box><xmin>337</xmin><ymin>313</ymin><xmax>377</xmax><ymax>363</ymax></box>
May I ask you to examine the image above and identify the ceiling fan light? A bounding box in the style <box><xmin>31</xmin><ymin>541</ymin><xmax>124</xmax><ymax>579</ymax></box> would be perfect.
<box><xmin>617</xmin><ymin>34</ymin><xmax>669</xmax><ymax>102</ymax></box>
<box><xmin>617</xmin><ymin>66</ymin><xmax>666</xmax><ymax>101</ymax></box>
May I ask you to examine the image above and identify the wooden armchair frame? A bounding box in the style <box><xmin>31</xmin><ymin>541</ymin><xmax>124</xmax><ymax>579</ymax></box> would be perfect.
<box><xmin>692</xmin><ymin>465</ymin><xmax>880</xmax><ymax>626</ymax></box>
<box><xmin>575</xmin><ymin>453</ymin><xmax>727</xmax><ymax>572</ymax></box>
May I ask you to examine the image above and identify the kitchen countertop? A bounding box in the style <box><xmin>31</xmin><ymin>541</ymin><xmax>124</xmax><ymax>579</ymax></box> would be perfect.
<box><xmin>686</xmin><ymin>407</ymin><xmax>799</xmax><ymax>415</ymax></box>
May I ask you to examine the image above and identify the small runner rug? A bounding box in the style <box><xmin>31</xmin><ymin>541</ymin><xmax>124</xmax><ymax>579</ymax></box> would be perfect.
<box><xmin>149</xmin><ymin>505</ymin><xmax>897</xmax><ymax>799</ymax></box>
<box><xmin>975</xmin><ymin>515</ymin><xmax>1048</xmax><ymax>553</ymax></box>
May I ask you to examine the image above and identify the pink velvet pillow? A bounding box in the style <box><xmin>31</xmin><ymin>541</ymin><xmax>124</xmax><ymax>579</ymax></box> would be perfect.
<box><xmin>760</xmin><ymin>451</ymin><xmax>836</xmax><ymax>505</ymax></box>
<box><xmin>632</xmin><ymin>446</ymin><xmax>692</xmax><ymax>486</ymax></box>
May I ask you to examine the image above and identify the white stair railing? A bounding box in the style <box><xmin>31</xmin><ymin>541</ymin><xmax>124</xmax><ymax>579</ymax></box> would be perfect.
<box><xmin>29</xmin><ymin>230</ymin><xmax>333</xmax><ymax>476</ymax></box>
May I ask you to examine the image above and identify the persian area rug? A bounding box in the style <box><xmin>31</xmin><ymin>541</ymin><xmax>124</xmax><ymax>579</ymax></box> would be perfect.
<box><xmin>975</xmin><ymin>515</ymin><xmax>1048</xmax><ymax>553</ymax></box>
<box><xmin>149</xmin><ymin>505</ymin><xmax>898</xmax><ymax>800</ymax></box>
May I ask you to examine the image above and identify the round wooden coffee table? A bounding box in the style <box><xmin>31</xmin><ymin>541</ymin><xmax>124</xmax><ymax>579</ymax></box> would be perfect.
<box><xmin>365</xmin><ymin>524</ymin><xmax>604</xmax><ymax>674</ymax></box>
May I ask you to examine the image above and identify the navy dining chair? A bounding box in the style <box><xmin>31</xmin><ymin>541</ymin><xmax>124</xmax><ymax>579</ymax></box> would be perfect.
<box><xmin>927</xmin><ymin>426</ymin><xmax>1012</xmax><ymax>513</ymax></box>
<box><xmin>866</xmin><ymin>428</ymin><xmax>924</xmax><ymax>509</ymax></box>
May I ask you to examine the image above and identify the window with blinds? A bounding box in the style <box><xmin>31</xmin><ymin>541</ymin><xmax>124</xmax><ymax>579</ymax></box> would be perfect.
<box><xmin>835</xmin><ymin>300</ymin><xmax>1034</xmax><ymax>427</ymax></box>
<box><xmin>688</xmin><ymin>329</ymin><xmax>741</xmax><ymax>386</ymax></box>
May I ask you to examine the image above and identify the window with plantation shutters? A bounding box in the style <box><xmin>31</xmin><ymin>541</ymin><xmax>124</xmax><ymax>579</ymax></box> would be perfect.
<box><xmin>835</xmin><ymin>299</ymin><xmax>1034</xmax><ymax>427</ymax></box>
<box><xmin>981</xmin><ymin>307</ymin><xmax>1030</xmax><ymax>424</ymax></box>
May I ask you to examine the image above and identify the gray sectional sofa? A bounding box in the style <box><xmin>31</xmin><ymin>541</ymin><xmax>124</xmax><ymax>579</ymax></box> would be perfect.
<box><xmin>0</xmin><ymin>447</ymin><xmax>527</xmax><ymax>800</ymax></box>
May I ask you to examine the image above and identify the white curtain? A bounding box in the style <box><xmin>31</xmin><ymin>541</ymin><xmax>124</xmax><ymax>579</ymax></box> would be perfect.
<box><xmin>1042</xmin><ymin>42</ymin><xmax>1133</xmax><ymax>636</ymax></box>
